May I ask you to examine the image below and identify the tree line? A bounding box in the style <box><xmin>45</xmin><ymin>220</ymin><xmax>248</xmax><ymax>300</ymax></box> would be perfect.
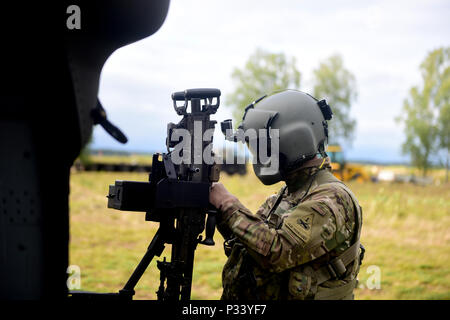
<box><xmin>226</xmin><ymin>47</ymin><xmax>449</xmax><ymax>181</ymax></box>
<box><xmin>226</xmin><ymin>48</ymin><xmax>357</xmax><ymax>147</ymax></box>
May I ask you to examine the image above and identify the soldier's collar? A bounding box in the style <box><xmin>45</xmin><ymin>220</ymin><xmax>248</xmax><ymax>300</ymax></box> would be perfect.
<box><xmin>284</xmin><ymin>157</ymin><xmax>331</xmax><ymax>193</ymax></box>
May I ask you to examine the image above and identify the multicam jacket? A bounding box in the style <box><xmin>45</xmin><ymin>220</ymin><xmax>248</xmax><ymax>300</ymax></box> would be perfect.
<box><xmin>217</xmin><ymin>157</ymin><xmax>363</xmax><ymax>300</ymax></box>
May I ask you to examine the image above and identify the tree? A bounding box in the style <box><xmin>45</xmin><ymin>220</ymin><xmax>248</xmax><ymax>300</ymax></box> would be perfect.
<box><xmin>430</xmin><ymin>47</ymin><xmax>450</xmax><ymax>182</ymax></box>
<box><xmin>397</xmin><ymin>47</ymin><xmax>449</xmax><ymax>178</ymax></box>
<box><xmin>226</xmin><ymin>48</ymin><xmax>301</xmax><ymax>122</ymax></box>
<box><xmin>439</xmin><ymin>104</ymin><xmax>450</xmax><ymax>182</ymax></box>
<box><xmin>398</xmin><ymin>87</ymin><xmax>438</xmax><ymax>177</ymax></box>
<box><xmin>312</xmin><ymin>54</ymin><xmax>357</xmax><ymax>145</ymax></box>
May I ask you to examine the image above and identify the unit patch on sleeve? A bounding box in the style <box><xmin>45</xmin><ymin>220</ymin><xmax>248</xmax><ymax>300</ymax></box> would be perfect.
<box><xmin>283</xmin><ymin>213</ymin><xmax>314</xmax><ymax>243</ymax></box>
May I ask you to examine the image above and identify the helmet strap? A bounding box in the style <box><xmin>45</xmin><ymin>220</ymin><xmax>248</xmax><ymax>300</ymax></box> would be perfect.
<box><xmin>318</xmin><ymin>158</ymin><xmax>326</xmax><ymax>169</ymax></box>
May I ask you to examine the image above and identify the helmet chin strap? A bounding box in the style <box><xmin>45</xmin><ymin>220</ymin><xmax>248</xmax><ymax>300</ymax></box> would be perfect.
<box><xmin>318</xmin><ymin>157</ymin><xmax>326</xmax><ymax>169</ymax></box>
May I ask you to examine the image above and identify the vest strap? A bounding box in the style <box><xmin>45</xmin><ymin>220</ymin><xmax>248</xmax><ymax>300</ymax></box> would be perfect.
<box><xmin>315</xmin><ymin>240</ymin><xmax>361</xmax><ymax>285</ymax></box>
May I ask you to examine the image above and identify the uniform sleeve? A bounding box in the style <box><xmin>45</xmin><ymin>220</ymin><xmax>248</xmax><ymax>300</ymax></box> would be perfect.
<box><xmin>221</xmin><ymin>184</ymin><xmax>356</xmax><ymax>273</ymax></box>
<box><xmin>216</xmin><ymin>191</ymin><xmax>279</xmax><ymax>240</ymax></box>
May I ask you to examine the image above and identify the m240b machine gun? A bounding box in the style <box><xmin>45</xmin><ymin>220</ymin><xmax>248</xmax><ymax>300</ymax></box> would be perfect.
<box><xmin>70</xmin><ymin>88</ymin><xmax>222</xmax><ymax>300</ymax></box>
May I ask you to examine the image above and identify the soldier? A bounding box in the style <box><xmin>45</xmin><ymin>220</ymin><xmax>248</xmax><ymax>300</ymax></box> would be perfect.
<box><xmin>210</xmin><ymin>90</ymin><xmax>364</xmax><ymax>300</ymax></box>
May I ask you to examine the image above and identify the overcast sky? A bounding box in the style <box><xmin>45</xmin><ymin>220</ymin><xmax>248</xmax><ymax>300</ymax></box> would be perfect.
<box><xmin>93</xmin><ymin>0</ymin><xmax>450</xmax><ymax>163</ymax></box>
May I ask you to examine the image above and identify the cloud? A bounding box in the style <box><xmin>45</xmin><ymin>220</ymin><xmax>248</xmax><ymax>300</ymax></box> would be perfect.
<box><xmin>95</xmin><ymin>0</ymin><xmax>450</xmax><ymax>162</ymax></box>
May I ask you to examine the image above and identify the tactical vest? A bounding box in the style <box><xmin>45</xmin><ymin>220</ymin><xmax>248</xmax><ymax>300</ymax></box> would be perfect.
<box><xmin>308</xmin><ymin>170</ymin><xmax>363</xmax><ymax>300</ymax></box>
<box><xmin>221</xmin><ymin>169</ymin><xmax>364</xmax><ymax>300</ymax></box>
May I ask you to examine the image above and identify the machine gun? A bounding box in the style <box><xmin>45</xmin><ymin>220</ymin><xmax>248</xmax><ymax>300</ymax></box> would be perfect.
<box><xmin>70</xmin><ymin>88</ymin><xmax>222</xmax><ymax>300</ymax></box>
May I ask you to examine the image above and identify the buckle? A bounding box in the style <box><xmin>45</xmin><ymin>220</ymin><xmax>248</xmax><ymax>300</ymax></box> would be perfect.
<box><xmin>223</xmin><ymin>237</ymin><xmax>237</xmax><ymax>257</ymax></box>
<box><xmin>327</xmin><ymin>258</ymin><xmax>346</xmax><ymax>279</ymax></box>
<box><xmin>326</xmin><ymin>264</ymin><xmax>337</xmax><ymax>279</ymax></box>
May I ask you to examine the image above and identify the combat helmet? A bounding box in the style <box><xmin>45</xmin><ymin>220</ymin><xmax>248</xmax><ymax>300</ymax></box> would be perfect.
<box><xmin>223</xmin><ymin>90</ymin><xmax>333</xmax><ymax>185</ymax></box>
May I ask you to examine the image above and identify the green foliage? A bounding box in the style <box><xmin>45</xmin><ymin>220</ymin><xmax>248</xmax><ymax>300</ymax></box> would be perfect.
<box><xmin>397</xmin><ymin>47</ymin><xmax>450</xmax><ymax>177</ymax></box>
<box><xmin>433</xmin><ymin>48</ymin><xmax>450</xmax><ymax>181</ymax></box>
<box><xmin>400</xmin><ymin>87</ymin><xmax>438</xmax><ymax>176</ymax></box>
<box><xmin>226</xmin><ymin>50</ymin><xmax>357</xmax><ymax>145</ymax></box>
<box><xmin>226</xmin><ymin>48</ymin><xmax>301</xmax><ymax>122</ymax></box>
<box><xmin>313</xmin><ymin>54</ymin><xmax>357</xmax><ymax>145</ymax></box>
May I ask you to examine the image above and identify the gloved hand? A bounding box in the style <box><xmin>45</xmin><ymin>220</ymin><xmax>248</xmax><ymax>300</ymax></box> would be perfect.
<box><xmin>209</xmin><ymin>182</ymin><xmax>238</xmax><ymax>212</ymax></box>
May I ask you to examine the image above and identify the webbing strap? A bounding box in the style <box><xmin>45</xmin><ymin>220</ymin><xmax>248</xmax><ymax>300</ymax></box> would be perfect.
<box><xmin>315</xmin><ymin>240</ymin><xmax>360</xmax><ymax>285</ymax></box>
<box><xmin>264</xmin><ymin>186</ymin><xmax>287</xmax><ymax>225</ymax></box>
<box><xmin>337</xmin><ymin>240</ymin><xmax>360</xmax><ymax>267</ymax></box>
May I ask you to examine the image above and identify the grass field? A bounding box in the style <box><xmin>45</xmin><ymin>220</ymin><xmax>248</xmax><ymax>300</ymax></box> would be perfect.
<box><xmin>87</xmin><ymin>154</ymin><xmax>154</xmax><ymax>165</ymax></box>
<box><xmin>69</xmin><ymin>166</ymin><xmax>450</xmax><ymax>300</ymax></box>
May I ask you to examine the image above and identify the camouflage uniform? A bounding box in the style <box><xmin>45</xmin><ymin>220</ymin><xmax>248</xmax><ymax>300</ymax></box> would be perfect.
<box><xmin>217</xmin><ymin>157</ymin><xmax>363</xmax><ymax>300</ymax></box>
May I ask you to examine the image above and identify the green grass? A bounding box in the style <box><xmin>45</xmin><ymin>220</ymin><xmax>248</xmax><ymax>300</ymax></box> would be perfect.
<box><xmin>69</xmin><ymin>169</ymin><xmax>450</xmax><ymax>300</ymax></box>
<box><xmin>87</xmin><ymin>154</ymin><xmax>154</xmax><ymax>165</ymax></box>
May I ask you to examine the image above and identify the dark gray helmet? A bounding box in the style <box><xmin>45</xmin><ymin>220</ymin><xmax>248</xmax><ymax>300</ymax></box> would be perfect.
<box><xmin>226</xmin><ymin>89</ymin><xmax>332</xmax><ymax>185</ymax></box>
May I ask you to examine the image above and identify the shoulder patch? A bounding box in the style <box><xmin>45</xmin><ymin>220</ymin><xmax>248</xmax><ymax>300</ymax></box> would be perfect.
<box><xmin>284</xmin><ymin>213</ymin><xmax>314</xmax><ymax>243</ymax></box>
<box><xmin>298</xmin><ymin>213</ymin><xmax>314</xmax><ymax>230</ymax></box>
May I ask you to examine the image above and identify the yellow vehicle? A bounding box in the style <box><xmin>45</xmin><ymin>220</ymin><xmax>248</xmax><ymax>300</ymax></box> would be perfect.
<box><xmin>326</xmin><ymin>145</ymin><xmax>370</xmax><ymax>182</ymax></box>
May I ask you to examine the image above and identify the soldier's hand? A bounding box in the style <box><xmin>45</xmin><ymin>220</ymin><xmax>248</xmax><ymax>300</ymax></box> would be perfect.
<box><xmin>209</xmin><ymin>182</ymin><xmax>238</xmax><ymax>211</ymax></box>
